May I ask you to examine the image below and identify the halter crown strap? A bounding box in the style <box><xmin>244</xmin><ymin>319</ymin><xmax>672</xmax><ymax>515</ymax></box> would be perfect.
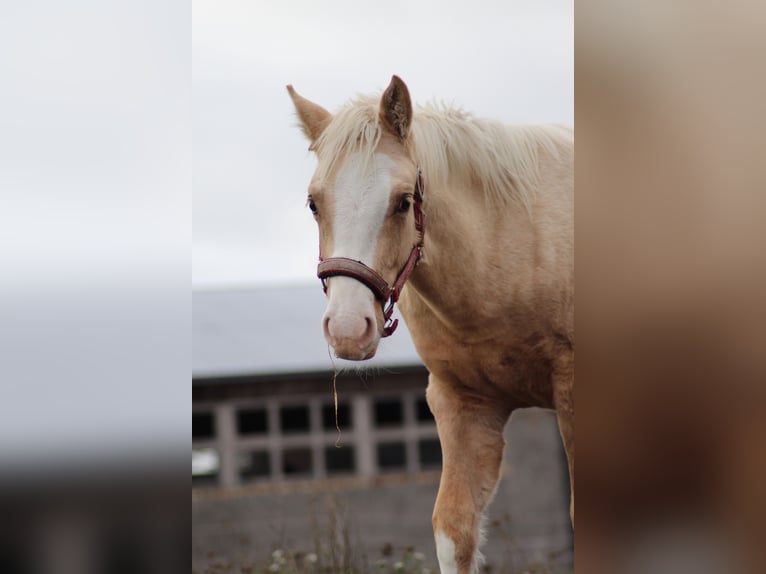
<box><xmin>317</xmin><ymin>168</ymin><xmax>425</xmax><ymax>338</ymax></box>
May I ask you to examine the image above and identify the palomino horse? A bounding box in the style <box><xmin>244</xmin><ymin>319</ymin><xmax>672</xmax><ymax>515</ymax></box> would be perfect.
<box><xmin>288</xmin><ymin>76</ymin><xmax>573</xmax><ymax>574</ymax></box>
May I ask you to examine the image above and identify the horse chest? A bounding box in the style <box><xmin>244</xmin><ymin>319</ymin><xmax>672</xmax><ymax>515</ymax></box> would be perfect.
<box><xmin>416</xmin><ymin>332</ymin><xmax>558</xmax><ymax>409</ymax></box>
<box><xmin>491</xmin><ymin>345</ymin><xmax>557</xmax><ymax>408</ymax></box>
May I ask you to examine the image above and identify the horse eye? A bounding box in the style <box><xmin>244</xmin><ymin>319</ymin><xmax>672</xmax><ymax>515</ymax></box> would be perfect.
<box><xmin>307</xmin><ymin>197</ymin><xmax>318</xmax><ymax>215</ymax></box>
<box><xmin>397</xmin><ymin>195</ymin><xmax>412</xmax><ymax>213</ymax></box>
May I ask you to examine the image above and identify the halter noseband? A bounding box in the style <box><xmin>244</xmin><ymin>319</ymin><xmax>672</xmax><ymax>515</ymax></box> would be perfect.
<box><xmin>317</xmin><ymin>169</ymin><xmax>425</xmax><ymax>338</ymax></box>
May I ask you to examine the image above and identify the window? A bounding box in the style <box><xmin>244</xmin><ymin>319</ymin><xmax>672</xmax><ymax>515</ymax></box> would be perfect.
<box><xmin>192</xmin><ymin>412</ymin><xmax>215</xmax><ymax>440</ymax></box>
<box><xmin>282</xmin><ymin>447</ymin><xmax>313</xmax><ymax>476</ymax></box>
<box><xmin>194</xmin><ymin>386</ymin><xmax>437</xmax><ymax>488</ymax></box>
<box><xmin>415</xmin><ymin>398</ymin><xmax>434</xmax><ymax>423</ymax></box>
<box><xmin>239</xmin><ymin>450</ymin><xmax>271</xmax><ymax>481</ymax></box>
<box><xmin>322</xmin><ymin>402</ymin><xmax>351</xmax><ymax>431</ymax></box>
<box><xmin>325</xmin><ymin>445</ymin><xmax>355</xmax><ymax>475</ymax></box>
<box><xmin>418</xmin><ymin>438</ymin><xmax>442</xmax><ymax>469</ymax></box>
<box><xmin>280</xmin><ymin>406</ymin><xmax>310</xmax><ymax>434</ymax></box>
<box><xmin>237</xmin><ymin>408</ymin><xmax>268</xmax><ymax>435</ymax></box>
<box><xmin>374</xmin><ymin>398</ymin><xmax>403</xmax><ymax>427</ymax></box>
<box><xmin>377</xmin><ymin>441</ymin><xmax>407</xmax><ymax>471</ymax></box>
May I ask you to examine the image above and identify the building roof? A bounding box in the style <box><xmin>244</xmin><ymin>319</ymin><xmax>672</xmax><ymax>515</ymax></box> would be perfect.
<box><xmin>193</xmin><ymin>284</ymin><xmax>423</xmax><ymax>378</ymax></box>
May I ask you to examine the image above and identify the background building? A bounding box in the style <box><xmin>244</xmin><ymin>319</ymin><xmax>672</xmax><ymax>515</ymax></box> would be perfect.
<box><xmin>193</xmin><ymin>285</ymin><xmax>572</xmax><ymax>573</ymax></box>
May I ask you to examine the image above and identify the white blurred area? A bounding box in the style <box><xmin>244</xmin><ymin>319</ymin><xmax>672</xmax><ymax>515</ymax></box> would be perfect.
<box><xmin>0</xmin><ymin>1</ymin><xmax>190</xmax><ymax>468</ymax></box>
<box><xmin>192</xmin><ymin>448</ymin><xmax>219</xmax><ymax>477</ymax></box>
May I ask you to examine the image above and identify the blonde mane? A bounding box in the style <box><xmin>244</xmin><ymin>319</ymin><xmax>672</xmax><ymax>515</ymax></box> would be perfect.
<box><xmin>314</xmin><ymin>94</ymin><xmax>570</xmax><ymax>210</ymax></box>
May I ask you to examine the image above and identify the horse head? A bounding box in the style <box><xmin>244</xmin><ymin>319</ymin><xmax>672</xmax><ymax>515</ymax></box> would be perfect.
<box><xmin>288</xmin><ymin>76</ymin><xmax>423</xmax><ymax>360</ymax></box>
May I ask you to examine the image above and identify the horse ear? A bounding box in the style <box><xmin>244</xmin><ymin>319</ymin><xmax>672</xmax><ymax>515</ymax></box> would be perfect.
<box><xmin>286</xmin><ymin>85</ymin><xmax>332</xmax><ymax>148</ymax></box>
<box><xmin>380</xmin><ymin>75</ymin><xmax>412</xmax><ymax>140</ymax></box>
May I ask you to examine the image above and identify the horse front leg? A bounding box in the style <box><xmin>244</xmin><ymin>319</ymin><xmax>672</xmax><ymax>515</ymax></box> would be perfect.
<box><xmin>427</xmin><ymin>376</ymin><xmax>511</xmax><ymax>574</ymax></box>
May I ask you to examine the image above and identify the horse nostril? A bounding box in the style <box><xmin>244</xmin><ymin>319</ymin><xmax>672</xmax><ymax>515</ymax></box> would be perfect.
<box><xmin>362</xmin><ymin>316</ymin><xmax>376</xmax><ymax>343</ymax></box>
<box><xmin>322</xmin><ymin>315</ymin><xmax>332</xmax><ymax>341</ymax></box>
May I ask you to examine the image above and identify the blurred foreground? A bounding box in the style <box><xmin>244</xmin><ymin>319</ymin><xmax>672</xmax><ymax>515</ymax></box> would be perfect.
<box><xmin>0</xmin><ymin>458</ymin><xmax>187</xmax><ymax>574</ymax></box>
<box><xmin>576</xmin><ymin>1</ymin><xmax>766</xmax><ymax>572</ymax></box>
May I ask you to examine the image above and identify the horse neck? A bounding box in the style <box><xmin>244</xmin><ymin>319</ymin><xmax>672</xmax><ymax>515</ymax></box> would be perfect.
<box><xmin>400</xmin><ymin>128</ymin><xmax>573</xmax><ymax>341</ymax></box>
<box><xmin>403</xmin><ymin>179</ymin><xmax>537</xmax><ymax>334</ymax></box>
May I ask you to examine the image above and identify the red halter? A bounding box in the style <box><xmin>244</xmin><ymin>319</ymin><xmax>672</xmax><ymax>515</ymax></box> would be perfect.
<box><xmin>317</xmin><ymin>169</ymin><xmax>425</xmax><ymax>337</ymax></box>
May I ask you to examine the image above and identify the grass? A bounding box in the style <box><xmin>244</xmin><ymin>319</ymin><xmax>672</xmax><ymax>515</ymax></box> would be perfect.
<box><xmin>198</xmin><ymin>544</ymin><xmax>434</xmax><ymax>574</ymax></box>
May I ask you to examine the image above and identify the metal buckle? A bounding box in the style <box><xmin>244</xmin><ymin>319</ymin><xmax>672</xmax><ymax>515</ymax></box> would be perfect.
<box><xmin>383</xmin><ymin>298</ymin><xmax>395</xmax><ymax>321</ymax></box>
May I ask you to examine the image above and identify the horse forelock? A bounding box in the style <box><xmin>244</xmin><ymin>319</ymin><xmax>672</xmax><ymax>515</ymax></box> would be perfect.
<box><xmin>313</xmin><ymin>93</ymin><xmax>571</xmax><ymax>212</ymax></box>
<box><xmin>313</xmin><ymin>95</ymin><xmax>384</xmax><ymax>183</ymax></box>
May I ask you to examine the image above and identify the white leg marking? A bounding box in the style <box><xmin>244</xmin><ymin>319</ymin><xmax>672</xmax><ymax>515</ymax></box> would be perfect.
<box><xmin>435</xmin><ymin>531</ymin><xmax>459</xmax><ymax>574</ymax></box>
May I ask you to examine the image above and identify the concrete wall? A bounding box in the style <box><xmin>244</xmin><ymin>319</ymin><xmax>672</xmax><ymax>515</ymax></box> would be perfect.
<box><xmin>193</xmin><ymin>408</ymin><xmax>572</xmax><ymax>573</ymax></box>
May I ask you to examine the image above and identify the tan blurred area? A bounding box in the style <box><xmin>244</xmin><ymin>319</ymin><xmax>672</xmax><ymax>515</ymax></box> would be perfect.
<box><xmin>576</xmin><ymin>1</ymin><xmax>766</xmax><ymax>573</ymax></box>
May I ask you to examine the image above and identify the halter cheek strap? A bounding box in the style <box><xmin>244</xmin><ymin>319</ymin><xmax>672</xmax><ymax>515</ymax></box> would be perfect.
<box><xmin>317</xmin><ymin>169</ymin><xmax>425</xmax><ymax>338</ymax></box>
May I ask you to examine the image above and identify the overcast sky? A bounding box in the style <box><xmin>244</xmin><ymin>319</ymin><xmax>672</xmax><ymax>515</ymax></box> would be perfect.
<box><xmin>192</xmin><ymin>0</ymin><xmax>573</xmax><ymax>289</ymax></box>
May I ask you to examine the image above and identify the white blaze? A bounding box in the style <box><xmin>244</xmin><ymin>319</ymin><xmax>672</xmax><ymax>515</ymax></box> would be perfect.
<box><xmin>331</xmin><ymin>151</ymin><xmax>394</xmax><ymax>263</ymax></box>
<box><xmin>326</xmin><ymin>152</ymin><xmax>394</xmax><ymax>310</ymax></box>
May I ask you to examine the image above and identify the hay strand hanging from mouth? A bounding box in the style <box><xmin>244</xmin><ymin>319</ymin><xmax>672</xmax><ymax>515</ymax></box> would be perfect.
<box><xmin>327</xmin><ymin>345</ymin><xmax>342</xmax><ymax>447</ymax></box>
